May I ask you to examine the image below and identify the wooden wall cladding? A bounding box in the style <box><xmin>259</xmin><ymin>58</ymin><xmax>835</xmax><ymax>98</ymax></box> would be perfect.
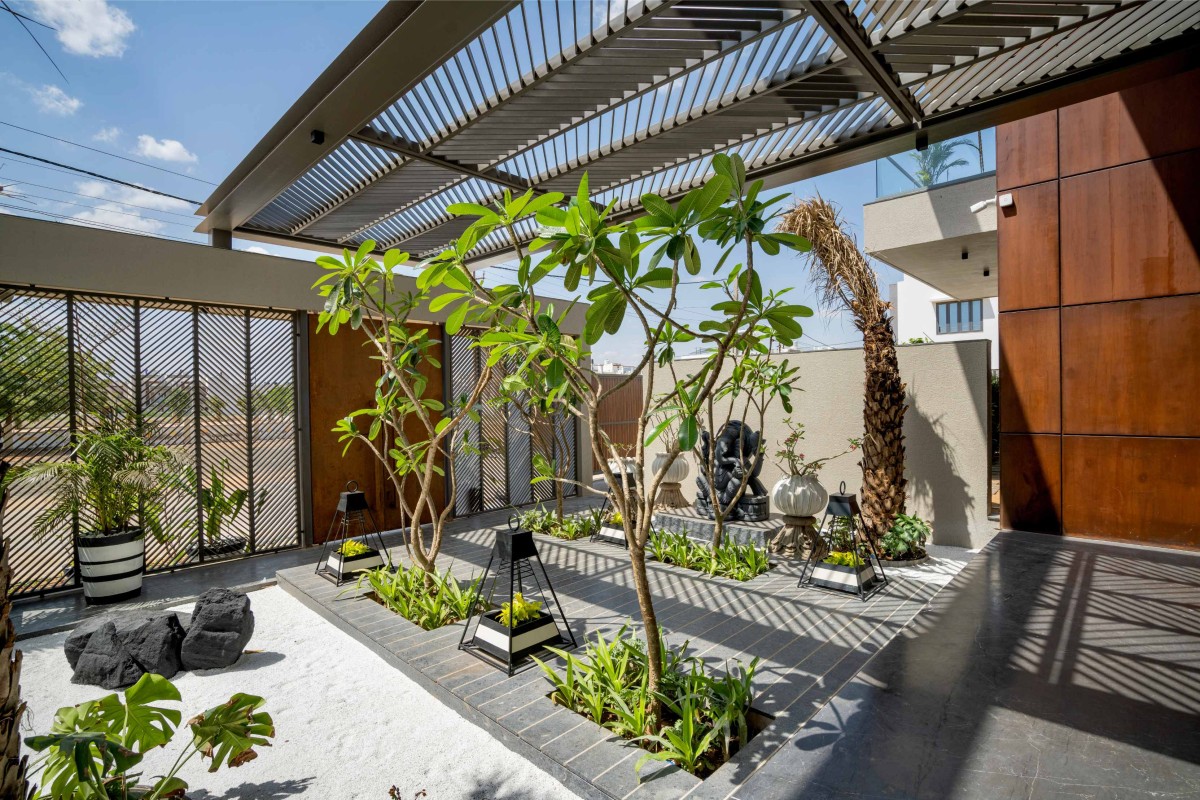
<box><xmin>999</xmin><ymin>309</ymin><xmax>1060</xmax><ymax>434</ymax></box>
<box><xmin>998</xmin><ymin>181</ymin><xmax>1060</xmax><ymax>311</ymax></box>
<box><xmin>997</xmin><ymin>111</ymin><xmax>1058</xmax><ymax>190</ymax></box>
<box><xmin>307</xmin><ymin>316</ymin><xmax>445</xmax><ymax>541</ymax></box>
<box><xmin>1062</xmin><ymin>295</ymin><xmax>1200</xmax><ymax>438</ymax></box>
<box><xmin>1063</xmin><ymin>436</ymin><xmax>1200</xmax><ymax>547</ymax></box>
<box><xmin>1059</xmin><ymin>68</ymin><xmax>1200</xmax><ymax>177</ymax></box>
<box><xmin>1060</xmin><ymin>151</ymin><xmax>1200</xmax><ymax>305</ymax></box>
<box><xmin>1000</xmin><ymin>433</ymin><xmax>1061</xmax><ymax>534</ymax></box>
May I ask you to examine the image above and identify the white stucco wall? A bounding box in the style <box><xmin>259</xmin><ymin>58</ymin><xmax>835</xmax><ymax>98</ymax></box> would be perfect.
<box><xmin>651</xmin><ymin>339</ymin><xmax>995</xmax><ymax>549</ymax></box>
<box><xmin>889</xmin><ymin>276</ymin><xmax>998</xmax><ymax>369</ymax></box>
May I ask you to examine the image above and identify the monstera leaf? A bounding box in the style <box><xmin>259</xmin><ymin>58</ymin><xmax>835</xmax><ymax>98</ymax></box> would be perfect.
<box><xmin>25</xmin><ymin>730</ymin><xmax>141</xmax><ymax>799</ymax></box>
<box><xmin>189</xmin><ymin>693</ymin><xmax>275</xmax><ymax>772</ymax></box>
<box><xmin>98</xmin><ymin>673</ymin><xmax>184</xmax><ymax>752</ymax></box>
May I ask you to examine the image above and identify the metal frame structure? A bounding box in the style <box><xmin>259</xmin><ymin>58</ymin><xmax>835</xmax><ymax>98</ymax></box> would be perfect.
<box><xmin>0</xmin><ymin>285</ymin><xmax>304</xmax><ymax>599</ymax></box>
<box><xmin>199</xmin><ymin>0</ymin><xmax>1200</xmax><ymax>263</ymax></box>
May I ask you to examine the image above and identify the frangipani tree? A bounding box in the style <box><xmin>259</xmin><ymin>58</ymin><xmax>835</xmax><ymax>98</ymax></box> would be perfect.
<box><xmin>423</xmin><ymin>154</ymin><xmax>811</xmax><ymax>705</ymax></box>
<box><xmin>312</xmin><ymin>193</ymin><xmax>564</xmax><ymax>573</ymax></box>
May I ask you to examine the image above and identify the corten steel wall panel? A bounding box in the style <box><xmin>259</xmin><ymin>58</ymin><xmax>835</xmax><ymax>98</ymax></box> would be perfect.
<box><xmin>592</xmin><ymin>374</ymin><xmax>644</xmax><ymax>471</ymax></box>
<box><xmin>1059</xmin><ymin>68</ymin><xmax>1200</xmax><ymax>177</ymax></box>
<box><xmin>306</xmin><ymin>317</ymin><xmax>445</xmax><ymax>540</ymax></box>
<box><xmin>999</xmin><ymin>309</ymin><xmax>1060</xmax><ymax>434</ymax></box>
<box><xmin>1000</xmin><ymin>433</ymin><xmax>1061</xmax><ymax>535</ymax></box>
<box><xmin>1062</xmin><ymin>296</ymin><xmax>1200</xmax><ymax>438</ymax></box>
<box><xmin>1063</xmin><ymin>436</ymin><xmax>1200</xmax><ymax>547</ymax></box>
<box><xmin>1061</xmin><ymin>152</ymin><xmax>1200</xmax><ymax>305</ymax></box>
<box><xmin>998</xmin><ymin>181</ymin><xmax>1060</xmax><ymax>311</ymax></box>
<box><xmin>997</xmin><ymin>111</ymin><xmax>1058</xmax><ymax>191</ymax></box>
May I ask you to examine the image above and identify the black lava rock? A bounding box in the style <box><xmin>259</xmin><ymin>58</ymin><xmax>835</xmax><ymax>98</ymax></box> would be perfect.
<box><xmin>66</xmin><ymin>612</ymin><xmax>188</xmax><ymax>682</ymax></box>
<box><xmin>71</xmin><ymin>622</ymin><xmax>145</xmax><ymax>690</ymax></box>
<box><xmin>180</xmin><ymin>588</ymin><xmax>254</xmax><ymax>670</ymax></box>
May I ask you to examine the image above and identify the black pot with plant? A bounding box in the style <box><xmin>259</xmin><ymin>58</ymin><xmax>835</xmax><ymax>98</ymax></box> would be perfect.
<box><xmin>2</xmin><ymin>429</ymin><xmax>185</xmax><ymax>604</ymax></box>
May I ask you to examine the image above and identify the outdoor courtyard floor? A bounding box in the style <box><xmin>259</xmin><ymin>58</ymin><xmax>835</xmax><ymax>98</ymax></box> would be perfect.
<box><xmin>275</xmin><ymin>503</ymin><xmax>972</xmax><ymax>800</ymax></box>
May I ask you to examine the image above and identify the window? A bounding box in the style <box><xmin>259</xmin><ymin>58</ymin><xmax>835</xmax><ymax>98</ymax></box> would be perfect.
<box><xmin>936</xmin><ymin>299</ymin><xmax>984</xmax><ymax>334</ymax></box>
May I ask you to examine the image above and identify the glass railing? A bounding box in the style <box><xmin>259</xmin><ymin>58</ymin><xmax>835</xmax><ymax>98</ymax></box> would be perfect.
<box><xmin>875</xmin><ymin>128</ymin><xmax>995</xmax><ymax>199</ymax></box>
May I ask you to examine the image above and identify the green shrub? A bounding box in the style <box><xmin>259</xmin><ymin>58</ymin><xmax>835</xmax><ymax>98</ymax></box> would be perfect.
<box><xmin>881</xmin><ymin>514</ymin><xmax>931</xmax><ymax>560</ymax></box>
<box><xmin>355</xmin><ymin>563</ymin><xmax>483</xmax><ymax>630</ymax></box>
<box><xmin>646</xmin><ymin>529</ymin><xmax>771</xmax><ymax>581</ymax></box>
<box><xmin>337</xmin><ymin>539</ymin><xmax>372</xmax><ymax>557</ymax></box>
<box><xmin>822</xmin><ymin>550</ymin><xmax>865</xmax><ymax>568</ymax></box>
<box><xmin>499</xmin><ymin>592</ymin><xmax>543</xmax><ymax>627</ymax></box>
<box><xmin>535</xmin><ymin>626</ymin><xmax>759</xmax><ymax>779</ymax></box>
<box><xmin>519</xmin><ymin>505</ymin><xmax>604</xmax><ymax>540</ymax></box>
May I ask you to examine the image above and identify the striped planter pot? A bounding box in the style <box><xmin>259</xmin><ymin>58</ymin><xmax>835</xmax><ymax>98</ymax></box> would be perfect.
<box><xmin>77</xmin><ymin>529</ymin><xmax>145</xmax><ymax>605</ymax></box>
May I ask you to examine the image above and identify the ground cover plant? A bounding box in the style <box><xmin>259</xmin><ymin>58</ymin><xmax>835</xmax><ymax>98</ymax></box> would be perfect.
<box><xmin>880</xmin><ymin>513</ymin><xmax>931</xmax><ymax>560</ymax></box>
<box><xmin>536</xmin><ymin>626</ymin><xmax>759</xmax><ymax>779</ymax></box>
<box><xmin>355</xmin><ymin>563</ymin><xmax>484</xmax><ymax>631</ymax></box>
<box><xmin>517</xmin><ymin>505</ymin><xmax>605</xmax><ymax>541</ymax></box>
<box><xmin>25</xmin><ymin>673</ymin><xmax>273</xmax><ymax>800</ymax></box>
<box><xmin>647</xmin><ymin>528</ymin><xmax>770</xmax><ymax>581</ymax></box>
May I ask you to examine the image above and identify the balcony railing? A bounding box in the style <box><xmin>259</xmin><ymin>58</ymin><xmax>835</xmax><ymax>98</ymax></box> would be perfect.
<box><xmin>876</xmin><ymin>129</ymin><xmax>995</xmax><ymax>200</ymax></box>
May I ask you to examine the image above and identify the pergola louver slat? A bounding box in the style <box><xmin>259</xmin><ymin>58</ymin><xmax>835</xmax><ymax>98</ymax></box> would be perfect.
<box><xmin>211</xmin><ymin>0</ymin><xmax>1200</xmax><ymax>265</ymax></box>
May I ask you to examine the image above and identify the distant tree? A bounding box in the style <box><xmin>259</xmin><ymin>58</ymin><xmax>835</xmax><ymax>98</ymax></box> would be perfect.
<box><xmin>911</xmin><ymin>141</ymin><xmax>969</xmax><ymax>187</ymax></box>
<box><xmin>0</xmin><ymin>319</ymin><xmax>114</xmax><ymax>449</ymax></box>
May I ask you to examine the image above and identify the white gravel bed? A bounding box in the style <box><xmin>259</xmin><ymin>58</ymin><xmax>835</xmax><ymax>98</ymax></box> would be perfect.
<box><xmin>20</xmin><ymin>586</ymin><xmax>582</xmax><ymax>800</ymax></box>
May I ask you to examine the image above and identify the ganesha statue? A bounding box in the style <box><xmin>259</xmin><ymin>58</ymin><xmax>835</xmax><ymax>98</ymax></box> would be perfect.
<box><xmin>695</xmin><ymin>420</ymin><xmax>770</xmax><ymax>522</ymax></box>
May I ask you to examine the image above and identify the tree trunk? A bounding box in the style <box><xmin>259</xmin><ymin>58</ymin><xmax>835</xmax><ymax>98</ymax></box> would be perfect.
<box><xmin>0</xmin><ymin>539</ymin><xmax>30</xmax><ymax>800</ymax></box>
<box><xmin>860</xmin><ymin>318</ymin><xmax>907</xmax><ymax>541</ymax></box>
<box><xmin>627</xmin><ymin>529</ymin><xmax>664</xmax><ymax>717</ymax></box>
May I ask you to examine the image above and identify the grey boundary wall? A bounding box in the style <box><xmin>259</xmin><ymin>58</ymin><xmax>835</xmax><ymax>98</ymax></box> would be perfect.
<box><xmin>650</xmin><ymin>339</ymin><xmax>994</xmax><ymax>549</ymax></box>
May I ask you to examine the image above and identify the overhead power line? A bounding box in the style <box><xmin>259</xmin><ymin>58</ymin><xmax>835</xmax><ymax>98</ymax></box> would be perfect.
<box><xmin>0</xmin><ymin>121</ymin><xmax>218</xmax><ymax>185</ymax></box>
<box><xmin>0</xmin><ymin>147</ymin><xmax>202</xmax><ymax>205</ymax></box>
<box><xmin>3</xmin><ymin>179</ymin><xmax>200</xmax><ymax>219</ymax></box>
<box><xmin>1</xmin><ymin>0</ymin><xmax>68</xmax><ymax>84</ymax></box>
<box><xmin>0</xmin><ymin>202</ymin><xmax>200</xmax><ymax>245</ymax></box>
<box><xmin>14</xmin><ymin>192</ymin><xmax>201</xmax><ymax>230</ymax></box>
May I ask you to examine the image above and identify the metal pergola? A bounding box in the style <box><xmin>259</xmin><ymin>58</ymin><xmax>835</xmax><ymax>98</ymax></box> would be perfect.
<box><xmin>198</xmin><ymin>0</ymin><xmax>1200</xmax><ymax>265</ymax></box>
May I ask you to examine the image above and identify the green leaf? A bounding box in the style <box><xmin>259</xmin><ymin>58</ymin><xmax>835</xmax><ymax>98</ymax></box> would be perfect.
<box><xmin>771</xmin><ymin>232</ymin><xmax>811</xmax><ymax>251</ymax></box>
<box><xmin>689</xmin><ymin>175</ymin><xmax>732</xmax><ymax>218</ymax></box>
<box><xmin>640</xmin><ymin>193</ymin><xmax>674</xmax><ymax>221</ymax></box>
<box><xmin>98</xmin><ymin>673</ymin><xmax>182</xmax><ymax>752</ymax></box>
<box><xmin>189</xmin><ymin>693</ymin><xmax>275</xmax><ymax>773</ymax></box>
<box><xmin>445</xmin><ymin>300</ymin><xmax>469</xmax><ymax>335</ymax></box>
<box><xmin>428</xmin><ymin>291</ymin><xmax>463</xmax><ymax>312</ymax></box>
<box><xmin>536</xmin><ymin>206</ymin><xmax>567</xmax><ymax>226</ymax></box>
<box><xmin>446</xmin><ymin>202</ymin><xmax>497</xmax><ymax>219</ymax></box>
<box><xmin>679</xmin><ymin>415</ymin><xmax>699</xmax><ymax>450</ymax></box>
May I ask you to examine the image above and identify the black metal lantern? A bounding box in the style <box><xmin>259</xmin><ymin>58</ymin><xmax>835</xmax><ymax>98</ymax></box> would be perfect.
<box><xmin>459</xmin><ymin>516</ymin><xmax>576</xmax><ymax>675</ymax></box>
<box><xmin>798</xmin><ymin>481</ymin><xmax>889</xmax><ymax>600</ymax></box>
<box><xmin>315</xmin><ymin>480</ymin><xmax>394</xmax><ymax>586</ymax></box>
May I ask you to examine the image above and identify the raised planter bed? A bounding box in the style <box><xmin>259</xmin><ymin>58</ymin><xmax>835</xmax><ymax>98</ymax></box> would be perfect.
<box><xmin>471</xmin><ymin>609</ymin><xmax>561</xmax><ymax>662</ymax></box>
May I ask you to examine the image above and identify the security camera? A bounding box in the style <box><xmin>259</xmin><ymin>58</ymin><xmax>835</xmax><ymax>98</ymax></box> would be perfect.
<box><xmin>970</xmin><ymin>199</ymin><xmax>994</xmax><ymax>213</ymax></box>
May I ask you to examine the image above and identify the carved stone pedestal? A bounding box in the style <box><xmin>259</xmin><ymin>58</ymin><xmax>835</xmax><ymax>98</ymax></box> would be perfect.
<box><xmin>655</xmin><ymin>481</ymin><xmax>689</xmax><ymax>509</ymax></box>
<box><xmin>769</xmin><ymin>515</ymin><xmax>826</xmax><ymax>560</ymax></box>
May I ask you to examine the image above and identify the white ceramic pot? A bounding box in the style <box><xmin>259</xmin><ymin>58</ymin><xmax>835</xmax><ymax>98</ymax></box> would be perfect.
<box><xmin>77</xmin><ymin>529</ymin><xmax>145</xmax><ymax>605</ymax></box>
<box><xmin>770</xmin><ymin>474</ymin><xmax>828</xmax><ymax>518</ymax></box>
<box><xmin>651</xmin><ymin>452</ymin><xmax>689</xmax><ymax>484</ymax></box>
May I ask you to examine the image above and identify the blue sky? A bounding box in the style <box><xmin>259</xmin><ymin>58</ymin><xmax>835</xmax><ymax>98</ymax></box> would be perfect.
<box><xmin>0</xmin><ymin>0</ymin><xmax>915</xmax><ymax>363</ymax></box>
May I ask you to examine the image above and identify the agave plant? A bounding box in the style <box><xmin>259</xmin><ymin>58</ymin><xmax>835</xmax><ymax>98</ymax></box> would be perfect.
<box><xmin>2</xmin><ymin>430</ymin><xmax>185</xmax><ymax>541</ymax></box>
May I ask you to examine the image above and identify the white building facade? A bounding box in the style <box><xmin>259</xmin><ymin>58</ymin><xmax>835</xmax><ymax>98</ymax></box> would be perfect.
<box><xmin>889</xmin><ymin>276</ymin><xmax>999</xmax><ymax>369</ymax></box>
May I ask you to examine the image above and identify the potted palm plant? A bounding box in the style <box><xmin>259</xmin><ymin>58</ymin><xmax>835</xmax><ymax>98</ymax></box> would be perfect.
<box><xmin>2</xmin><ymin>429</ymin><xmax>184</xmax><ymax>604</ymax></box>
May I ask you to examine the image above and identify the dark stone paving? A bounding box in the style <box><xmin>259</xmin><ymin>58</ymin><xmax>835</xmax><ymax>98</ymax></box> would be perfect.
<box><xmin>277</xmin><ymin>503</ymin><xmax>949</xmax><ymax>800</ymax></box>
<box><xmin>719</xmin><ymin>531</ymin><xmax>1200</xmax><ymax>800</ymax></box>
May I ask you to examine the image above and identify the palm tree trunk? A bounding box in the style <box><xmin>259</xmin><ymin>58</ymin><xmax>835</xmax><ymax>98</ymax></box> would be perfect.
<box><xmin>0</xmin><ymin>538</ymin><xmax>30</xmax><ymax>800</ymax></box>
<box><xmin>860</xmin><ymin>320</ymin><xmax>907</xmax><ymax>541</ymax></box>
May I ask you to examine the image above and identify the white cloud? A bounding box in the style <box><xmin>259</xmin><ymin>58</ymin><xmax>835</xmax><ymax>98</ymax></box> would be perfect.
<box><xmin>93</xmin><ymin>126</ymin><xmax>120</xmax><ymax>143</ymax></box>
<box><xmin>71</xmin><ymin>205</ymin><xmax>164</xmax><ymax>234</ymax></box>
<box><xmin>30</xmin><ymin>84</ymin><xmax>81</xmax><ymax>115</ymax></box>
<box><xmin>30</xmin><ymin>0</ymin><xmax>136</xmax><ymax>57</ymax></box>
<box><xmin>76</xmin><ymin>180</ymin><xmax>193</xmax><ymax>214</ymax></box>
<box><xmin>135</xmin><ymin>135</ymin><xmax>198</xmax><ymax>164</ymax></box>
<box><xmin>240</xmin><ymin>246</ymin><xmax>273</xmax><ymax>255</ymax></box>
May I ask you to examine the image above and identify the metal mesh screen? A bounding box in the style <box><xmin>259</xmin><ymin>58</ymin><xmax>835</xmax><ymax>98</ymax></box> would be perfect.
<box><xmin>0</xmin><ymin>286</ymin><xmax>303</xmax><ymax>598</ymax></box>
<box><xmin>447</xmin><ymin>332</ymin><xmax>578</xmax><ymax>517</ymax></box>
